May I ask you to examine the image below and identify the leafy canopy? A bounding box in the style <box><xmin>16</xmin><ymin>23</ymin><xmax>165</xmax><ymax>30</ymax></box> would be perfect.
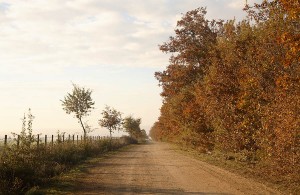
<box><xmin>61</xmin><ymin>83</ymin><xmax>95</xmax><ymax>135</ymax></box>
<box><xmin>99</xmin><ymin>106</ymin><xmax>123</xmax><ymax>137</ymax></box>
<box><xmin>123</xmin><ymin>116</ymin><xmax>146</xmax><ymax>140</ymax></box>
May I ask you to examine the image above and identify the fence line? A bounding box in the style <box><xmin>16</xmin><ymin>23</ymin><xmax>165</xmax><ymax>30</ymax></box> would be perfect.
<box><xmin>0</xmin><ymin>134</ymin><xmax>116</xmax><ymax>148</ymax></box>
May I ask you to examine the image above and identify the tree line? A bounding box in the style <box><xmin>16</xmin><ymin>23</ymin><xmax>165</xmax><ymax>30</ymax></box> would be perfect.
<box><xmin>150</xmin><ymin>0</ymin><xmax>299</xmax><ymax>188</ymax></box>
<box><xmin>61</xmin><ymin>83</ymin><xmax>147</xmax><ymax>142</ymax></box>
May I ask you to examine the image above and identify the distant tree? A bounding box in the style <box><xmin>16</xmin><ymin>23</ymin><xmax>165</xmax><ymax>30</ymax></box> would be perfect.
<box><xmin>123</xmin><ymin>116</ymin><xmax>141</xmax><ymax>139</ymax></box>
<box><xmin>99</xmin><ymin>106</ymin><xmax>123</xmax><ymax>138</ymax></box>
<box><xmin>61</xmin><ymin>83</ymin><xmax>95</xmax><ymax>137</ymax></box>
<box><xmin>140</xmin><ymin>129</ymin><xmax>148</xmax><ymax>141</ymax></box>
<box><xmin>123</xmin><ymin>116</ymin><xmax>148</xmax><ymax>142</ymax></box>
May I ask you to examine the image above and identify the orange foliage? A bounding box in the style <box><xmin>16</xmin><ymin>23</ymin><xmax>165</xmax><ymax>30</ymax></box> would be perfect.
<box><xmin>150</xmin><ymin>1</ymin><xmax>299</xmax><ymax>190</ymax></box>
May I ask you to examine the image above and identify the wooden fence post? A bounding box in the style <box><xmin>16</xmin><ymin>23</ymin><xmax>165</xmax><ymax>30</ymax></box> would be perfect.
<box><xmin>1</xmin><ymin>133</ymin><xmax>109</xmax><ymax>148</ymax></box>
<box><xmin>37</xmin><ymin>134</ymin><xmax>40</xmax><ymax>147</ymax></box>
<box><xmin>45</xmin><ymin>135</ymin><xmax>47</xmax><ymax>148</ymax></box>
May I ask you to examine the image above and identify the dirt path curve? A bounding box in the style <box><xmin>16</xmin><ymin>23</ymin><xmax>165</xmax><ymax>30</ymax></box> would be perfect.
<box><xmin>73</xmin><ymin>142</ymin><xmax>280</xmax><ymax>195</ymax></box>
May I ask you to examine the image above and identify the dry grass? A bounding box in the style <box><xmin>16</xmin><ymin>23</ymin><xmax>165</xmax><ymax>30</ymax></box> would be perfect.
<box><xmin>30</xmin><ymin>145</ymin><xmax>134</xmax><ymax>195</ymax></box>
<box><xmin>0</xmin><ymin>138</ymin><xmax>134</xmax><ymax>194</ymax></box>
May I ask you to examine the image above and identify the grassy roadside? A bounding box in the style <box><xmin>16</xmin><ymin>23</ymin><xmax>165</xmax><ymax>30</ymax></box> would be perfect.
<box><xmin>0</xmin><ymin>136</ymin><xmax>137</xmax><ymax>194</ymax></box>
<box><xmin>29</xmin><ymin>144</ymin><xmax>135</xmax><ymax>195</ymax></box>
<box><xmin>169</xmin><ymin>143</ymin><xmax>298</xmax><ymax>194</ymax></box>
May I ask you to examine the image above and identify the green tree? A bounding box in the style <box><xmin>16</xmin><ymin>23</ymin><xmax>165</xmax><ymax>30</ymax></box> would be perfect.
<box><xmin>61</xmin><ymin>83</ymin><xmax>95</xmax><ymax>136</ymax></box>
<box><xmin>123</xmin><ymin>116</ymin><xmax>141</xmax><ymax>138</ymax></box>
<box><xmin>99</xmin><ymin>106</ymin><xmax>123</xmax><ymax>138</ymax></box>
<box><xmin>123</xmin><ymin>116</ymin><xmax>147</xmax><ymax>142</ymax></box>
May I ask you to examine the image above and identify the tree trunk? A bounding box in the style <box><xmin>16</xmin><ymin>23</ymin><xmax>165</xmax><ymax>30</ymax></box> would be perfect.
<box><xmin>79</xmin><ymin>117</ymin><xmax>86</xmax><ymax>138</ymax></box>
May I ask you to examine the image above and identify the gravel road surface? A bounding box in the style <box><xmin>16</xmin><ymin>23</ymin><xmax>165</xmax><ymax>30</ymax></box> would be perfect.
<box><xmin>73</xmin><ymin>142</ymin><xmax>280</xmax><ymax>195</ymax></box>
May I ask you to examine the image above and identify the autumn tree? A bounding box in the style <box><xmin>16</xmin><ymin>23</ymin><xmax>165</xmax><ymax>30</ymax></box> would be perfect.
<box><xmin>155</xmin><ymin>7</ymin><xmax>220</xmax><ymax>98</ymax></box>
<box><xmin>99</xmin><ymin>106</ymin><xmax>123</xmax><ymax>138</ymax></box>
<box><xmin>243</xmin><ymin>0</ymin><xmax>300</xmax><ymax>174</ymax></box>
<box><xmin>153</xmin><ymin>7</ymin><xmax>220</xmax><ymax>148</ymax></box>
<box><xmin>278</xmin><ymin>0</ymin><xmax>300</xmax><ymax>66</ymax></box>
<box><xmin>61</xmin><ymin>83</ymin><xmax>94</xmax><ymax>137</ymax></box>
<box><xmin>151</xmin><ymin>1</ymin><xmax>299</xmax><ymax>189</ymax></box>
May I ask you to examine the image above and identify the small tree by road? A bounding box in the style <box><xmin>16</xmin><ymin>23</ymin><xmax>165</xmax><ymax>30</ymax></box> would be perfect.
<box><xmin>123</xmin><ymin>116</ymin><xmax>148</xmax><ymax>142</ymax></box>
<box><xmin>61</xmin><ymin>83</ymin><xmax>95</xmax><ymax>137</ymax></box>
<box><xmin>99</xmin><ymin>106</ymin><xmax>123</xmax><ymax>138</ymax></box>
<box><xmin>123</xmin><ymin>116</ymin><xmax>141</xmax><ymax>139</ymax></box>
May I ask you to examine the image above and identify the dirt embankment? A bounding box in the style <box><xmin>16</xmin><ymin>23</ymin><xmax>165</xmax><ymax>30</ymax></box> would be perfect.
<box><xmin>69</xmin><ymin>142</ymin><xmax>280</xmax><ymax>194</ymax></box>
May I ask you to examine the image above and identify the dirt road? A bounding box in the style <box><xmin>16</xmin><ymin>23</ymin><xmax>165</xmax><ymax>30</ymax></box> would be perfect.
<box><xmin>73</xmin><ymin>142</ymin><xmax>280</xmax><ymax>194</ymax></box>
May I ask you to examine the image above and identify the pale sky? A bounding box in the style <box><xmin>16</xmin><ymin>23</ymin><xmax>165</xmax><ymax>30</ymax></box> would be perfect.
<box><xmin>0</xmin><ymin>0</ymin><xmax>260</xmax><ymax>137</ymax></box>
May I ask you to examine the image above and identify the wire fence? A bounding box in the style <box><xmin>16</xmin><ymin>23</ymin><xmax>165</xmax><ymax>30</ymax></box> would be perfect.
<box><xmin>0</xmin><ymin>134</ymin><xmax>116</xmax><ymax>150</ymax></box>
